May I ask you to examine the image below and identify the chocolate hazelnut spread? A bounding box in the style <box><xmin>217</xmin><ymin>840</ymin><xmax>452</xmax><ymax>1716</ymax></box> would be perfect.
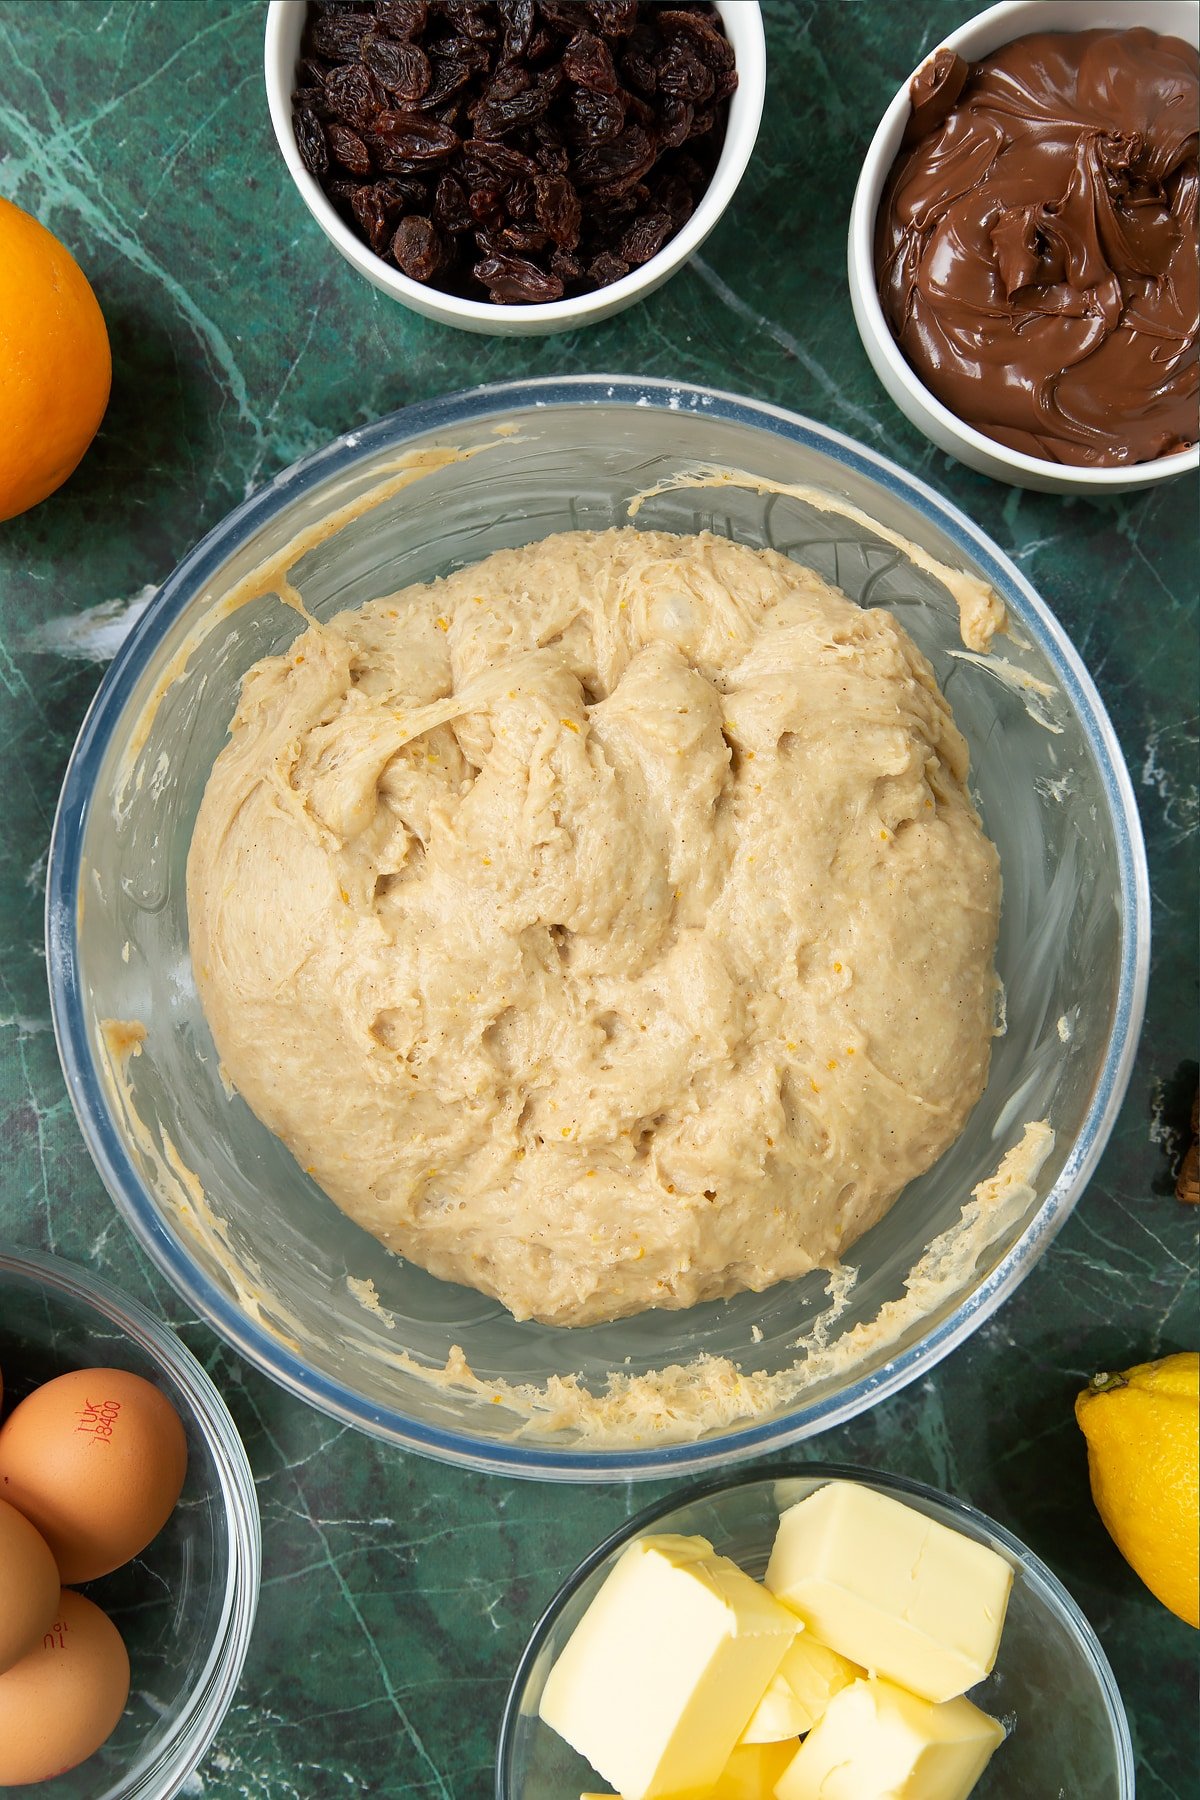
<box><xmin>876</xmin><ymin>28</ymin><xmax>1199</xmax><ymax>466</ymax></box>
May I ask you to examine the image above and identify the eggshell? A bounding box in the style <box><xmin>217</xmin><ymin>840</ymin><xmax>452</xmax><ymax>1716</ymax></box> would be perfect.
<box><xmin>0</xmin><ymin>1367</ymin><xmax>187</xmax><ymax>1583</ymax></box>
<box><xmin>0</xmin><ymin>1589</ymin><xmax>130</xmax><ymax>1784</ymax></box>
<box><xmin>0</xmin><ymin>1497</ymin><xmax>60</xmax><ymax>1675</ymax></box>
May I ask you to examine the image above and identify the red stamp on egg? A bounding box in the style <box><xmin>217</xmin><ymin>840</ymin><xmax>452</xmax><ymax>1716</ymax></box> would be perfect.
<box><xmin>75</xmin><ymin>1396</ymin><xmax>121</xmax><ymax>1443</ymax></box>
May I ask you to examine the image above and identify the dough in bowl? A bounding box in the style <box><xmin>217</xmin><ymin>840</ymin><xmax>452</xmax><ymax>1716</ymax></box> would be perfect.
<box><xmin>188</xmin><ymin>528</ymin><xmax>1000</xmax><ymax>1326</ymax></box>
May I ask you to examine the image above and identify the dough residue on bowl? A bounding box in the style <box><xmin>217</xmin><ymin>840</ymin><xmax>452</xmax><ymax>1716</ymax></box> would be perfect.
<box><xmin>187</xmin><ymin>527</ymin><xmax>1001</xmax><ymax>1329</ymax></box>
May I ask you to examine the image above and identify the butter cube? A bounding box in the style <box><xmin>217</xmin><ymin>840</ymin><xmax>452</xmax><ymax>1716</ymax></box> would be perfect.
<box><xmin>739</xmin><ymin>1672</ymin><xmax>810</xmax><ymax>1744</ymax></box>
<box><xmin>579</xmin><ymin>1741</ymin><xmax>798</xmax><ymax>1800</ymax></box>
<box><xmin>710</xmin><ymin>1740</ymin><xmax>800</xmax><ymax>1798</ymax></box>
<box><xmin>774</xmin><ymin>1633</ymin><xmax>863</xmax><ymax>1732</ymax></box>
<box><xmin>540</xmin><ymin>1533</ymin><xmax>797</xmax><ymax>1800</ymax></box>
<box><xmin>774</xmin><ymin>1678</ymin><xmax>1004</xmax><ymax>1800</ymax></box>
<box><xmin>765</xmin><ymin>1483</ymin><xmax>1012</xmax><ymax>1703</ymax></box>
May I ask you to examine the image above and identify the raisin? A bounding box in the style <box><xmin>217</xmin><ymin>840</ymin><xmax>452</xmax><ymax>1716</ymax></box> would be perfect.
<box><xmin>294</xmin><ymin>105</ymin><xmax>330</xmax><ymax>176</ymax></box>
<box><xmin>391</xmin><ymin>214</ymin><xmax>445</xmax><ymax>281</ymax></box>
<box><xmin>464</xmin><ymin>137</ymin><xmax>541</xmax><ymax>180</ymax></box>
<box><xmin>322</xmin><ymin>63</ymin><xmax>387</xmax><ymax>131</ymax></box>
<box><xmin>657</xmin><ymin>43</ymin><xmax>715</xmax><ymax>106</ymax></box>
<box><xmin>441</xmin><ymin>1</ymin><xmax>497</xmax><ymax>40</ymax></box>
<box><xmin>564</xmin><ymin>87</ymin><xmax>626</xmax><ymax>145</ymax></box>
<box><xmin>433</xmin><ymin>172</ymin><xmax>473</xmax><ymax>233</ymax></box>
<box><xmin>308</xmin><ymin>11</ymin><xmax>373</xmax><ymax>61</ymax></box>
<box><xmin>363</xmin><ymin>33</ymin><xmax>432</xmax><ymax>102</ymax></box>
<box><xmin>374</xmin><ymin>0</ymin><xmax>427</xmax><ymax>36</ymax></box>
<box><xmin>589</xmin><ymin>249</ymin><xmax>629</xmax><ymax>285</ymax></box>
<box><xmin>368</xmin><ymin>112</ymin><xmax>460</xmax><ymax>169</ymax></box>
<box><xmin>538</xmin><ymin>1</ymin><xmax>595</xmax><ymax>29</ymax></box>
<box><xmin>351</xmin><ymin>177</ymin><xmax>418</xmax><ymax>252</ymax></box>
<box><xmin>495</xmin><ymin>222</ymin><xmax>551</xmax><ymax>253</ymax></box>
<box><xmin>328</xmin><ymin>122</ymin><xmax>373</xmax><ymax>175</ymax></box>
<box><xmin>533</xmin><ymin>171</ymin><xmax>582</xmax><ymax>247</ymax></box>
<box><xmin>588</xmin><ymin>0</ymin><xmax>638</xmax><ymax>33</ymax></box>
<box><xmin>658</xmin><ymin>95</ymin><xmax>693</xmax><ymax>148</ymax></box>
<box><xmin>473</xmin><ymin>251</ymin><xmax>564</xmax><ymax>302</ymax></box>
<box><xmin>499</xmin><ymin>0</ymin><xmax>535</xmax><ymax>61</ymax></box>
<box><xmin>657</xmin><ymin>8</ymin><xmax>735</xmax><ymax>73</ymax></box>
<box><xmin>471</xmin><ymin>73</ymin><xmax>556</xmax><ymax>138</ymax></box>
<box><xmin>562</xmin><ymin>30</ymin><xmax>618</xmax><ymax>94</ymax></box>
<box><xmin>619</xmin><ymin>207</ymin><xmax>672</xmax><ymax>265</ymax></box>
<box><xmin>574</xmin><ymin>124</ymin><xmax>657</xmax><ymax>190</ymax></box>
<box><xmin>550</xmin><ymin>246</ymin><xmax>585</xmax><ymax>284</ymax></box>
<box><xmin>422</xmin><ymin>42</ymin><xmax>490</xmax><ymax>108</ymax></box>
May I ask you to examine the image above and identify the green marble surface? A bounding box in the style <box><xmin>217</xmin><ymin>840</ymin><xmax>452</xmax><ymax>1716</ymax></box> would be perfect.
<box><xmin>0</xmin><ymin>2</ymin><xmax>1196</xmax><ymax>1795</ymax></box>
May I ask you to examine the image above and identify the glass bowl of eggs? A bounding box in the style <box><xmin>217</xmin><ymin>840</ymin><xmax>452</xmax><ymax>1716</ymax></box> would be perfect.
<box><xmin>0</xmin><ymin>1246</ymin><xmax>260</xmax><ymax>1798</ymax></box>
<box><xmin>497</xmin><ymin>1464</ymin><xmax>1135</xmax><ymax>1799</ymax></box>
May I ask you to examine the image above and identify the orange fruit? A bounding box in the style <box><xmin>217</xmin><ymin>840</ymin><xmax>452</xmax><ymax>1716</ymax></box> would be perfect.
<box><xmin>0</xmin><ymin>195</ymin><xmax>111</xmax><ymax>523</ymax></box>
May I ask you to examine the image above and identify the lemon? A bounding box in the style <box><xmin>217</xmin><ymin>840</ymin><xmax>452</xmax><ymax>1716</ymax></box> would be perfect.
<box><xmin>1075</xmin><ymin>1351</ymin><xmax>1199</xmax><ymax>1627</ymax></box>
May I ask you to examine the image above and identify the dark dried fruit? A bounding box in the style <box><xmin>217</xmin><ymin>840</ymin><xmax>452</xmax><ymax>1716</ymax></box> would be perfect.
<box><xmin>619</xmin><ymin>207</ymin><xmax>672</xmax><ymax>265</ymax></box>
<box><xmin>294</xmin><ymin>105</ymin><xmax>329</xmax><ymax>177</ymax></box>
<box><xmin>323</xmin><ymin>63</ymin><xmax>387</xmax><ymax>131</ymax></box>
<box><xmin>534</xmin><ymin>171</ymin><xmax>582</xmax><ymax>247</ymax></box>
<box><xmin>565</xmin><ymin>86</ymin><xmax>626</xmax><ymax>146</ymax></box>
<box><xmin>309</xmin><ymin>10</ymin><xmax>372</xmax><ymax>60</ymax></box>
<box><xmin>499</xmin><ymin>0</ymin><xmax>535</xmax><ymax>62</ymax></box>
<box><xmin>391</xmin><ymin>214</ymin><xmax>444</xmax><ymax>281</ymax></box>
<box><xmin>658</xmin><ymin>43</ymin><xmax>715</xmax><ymax>106</ymax></box>
<box><xmin>589</xmin><ymin>249</ymin><xmax>630</xmax><ymax>285</ymax></box>
<box><xmin>474</xmin><ymin>251</ymin><xmax>564</xmax><ymax>303</ymax></box>
<box><xmin>363</xmin><ymin>33</ymin><xmax>431</xmax><ymax>103</ymax></box>
<box><xmin>433</xmin><ymin>172</ymin><xmax>473</xmax><ymax>234</ymax></box>
<box><xmin>352</xmin><ymin>179</ymin><xmax>413</xmax><ymax>253</ymax></box>
<box><xmin>375</xmin><ymin>0</ymin><xmax>427</xmax><ymax>37</ymax></box>
<box><xmin>574</xmin><ymin>124</ymin><xmax>657</xmax><ymax>191</ymax></box>
<box><xmin>563</xmin><ymin>30</ymin><xmax>618</xmax><ymax>95</ymax></box>
<box><xmin>327</xmin><ymin>122</ymin><xmax>373</xmax><ymax>175</ymax></box>
<box><xmin>368</xmin><ymin>111</ymin><xmax>460</xmax><ymax>170</ymax></box>
<box><xmin>292</xmin><ymin>0</ymin><xmax>736</xmax><ymax>303</ymax></box>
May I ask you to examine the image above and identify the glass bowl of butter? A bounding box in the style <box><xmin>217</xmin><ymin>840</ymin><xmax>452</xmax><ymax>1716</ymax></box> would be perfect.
<box><xmin>46</xmin><ymin>375</ymin><xmax>1148</xmax><ymax>1480</ymax></box>
<box><xmin>497</xmin><ymin>1464</ymin><xmax>1134</xmax><ymax>1799</ymax></box>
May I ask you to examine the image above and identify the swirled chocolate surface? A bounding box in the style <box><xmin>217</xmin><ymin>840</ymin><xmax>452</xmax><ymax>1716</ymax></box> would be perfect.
<box><xmin>876</xmin><ymin>28</ymin><xmax>1199</xmax><ymax>466</ymax></box>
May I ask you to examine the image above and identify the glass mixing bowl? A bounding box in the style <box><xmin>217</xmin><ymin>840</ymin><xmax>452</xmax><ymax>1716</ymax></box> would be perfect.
<box><xmin>496</xmin><ymin>1465</ymin><xmax>1135</xmax><ymax>1799</ymax></box>
<box><xmin>0</xmin><ymin>1248</ymin><xmax>260</xmax><ymax>1800</ymax></box>
<box><xmin>46</xmin><ymin>376</ymin><xmax>1148</xmax><ymax>1479</ymax></box>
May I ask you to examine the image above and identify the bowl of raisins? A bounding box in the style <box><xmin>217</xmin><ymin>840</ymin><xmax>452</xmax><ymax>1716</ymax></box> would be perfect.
<box><xmin>264</xmin><ymin>1</ymin><xmax>766</xmax><ymax>334</ymax></box>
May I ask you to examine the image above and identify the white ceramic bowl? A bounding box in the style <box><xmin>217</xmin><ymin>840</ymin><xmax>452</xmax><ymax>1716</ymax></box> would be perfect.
<box><xmin>848</xmin><ymin>0</ymin><xmax>1200</xmax><ymax>494</ymax></box>
<box><xmin>263</xmin><ymin>0</ymin><xmax>765</xmax><ymax>336</ymax></box>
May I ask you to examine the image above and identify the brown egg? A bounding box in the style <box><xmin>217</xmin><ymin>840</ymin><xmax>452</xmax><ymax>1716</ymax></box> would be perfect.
<box><xmin>0</xmin><ymin>1368</ymin><xmax>187</xmax><ymax>1583</ymax></box>
<box><xmin>0</xmin><ymin>1589</ymin><xmax>130</xmax><ymax>1785</ymax></box>
<box><xmin>0</xmin><ymin>1498</ymin><xmax>60</xmax><ymax>1676</ymax></box>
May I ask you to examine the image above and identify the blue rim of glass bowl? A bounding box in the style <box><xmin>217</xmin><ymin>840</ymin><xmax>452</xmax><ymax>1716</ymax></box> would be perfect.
<box><xmin>0</xmin><ymin>1245</ymin><xmax>261</xmax><ymax>1800</ymax></box>
<box><xmin>493</xmin><ymin>1462</ymin><xmax>1136</xmax><ymax>1797</ymax></box>
<box><xmin>46</xmin><ymin>374</ymin><xmax>1151</xmax><ymax>1480</ymax></box>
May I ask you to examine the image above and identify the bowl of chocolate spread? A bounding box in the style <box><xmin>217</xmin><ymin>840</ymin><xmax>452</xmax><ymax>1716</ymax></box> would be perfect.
<box><xmin>849</xmin><ymin>1</ymin><xmax>1199</xmax><ymax>492</ymax></box>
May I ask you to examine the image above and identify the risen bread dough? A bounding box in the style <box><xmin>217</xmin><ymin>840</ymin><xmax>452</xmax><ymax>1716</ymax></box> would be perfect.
<box><xmin>188</xmin><ymin>529</ymin><xmax>1000</xmax><ymax>1327</ymax></box>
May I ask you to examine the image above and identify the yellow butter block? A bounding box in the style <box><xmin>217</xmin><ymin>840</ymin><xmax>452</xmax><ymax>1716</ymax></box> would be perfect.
<box><xmin>774</xmin><ymin>1633</ymin><xmax>863</xmax><ymax>1733</ymax></box>
<box><xmin>540</xmin><ymin>1533</ymin><xmax>798</xmax><ymax>1800</ymax></box>
<box><xmin>765</xmin><ymin>1483</ymin><xmax>1013</xmax><ymax>1702</ymax></box>
<box><xmin>774</xmin><ymin>1678</ymin><xmax>1005</xmax><ymax>1800</ymax></box>
<box><xmin>578</xmin><ymin>1741</ymin><xmax>797</xmax><ymax>1800</ymax></box>
<box><xmin>739</xmin><ymin>1671</ymin><xmax>810</xmax><ymax>1744</ymax></box>
<box><xmin>710</xmin><ymin>1740</ymin><xmax>800</xmax><ymax>1798</ymax></box>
